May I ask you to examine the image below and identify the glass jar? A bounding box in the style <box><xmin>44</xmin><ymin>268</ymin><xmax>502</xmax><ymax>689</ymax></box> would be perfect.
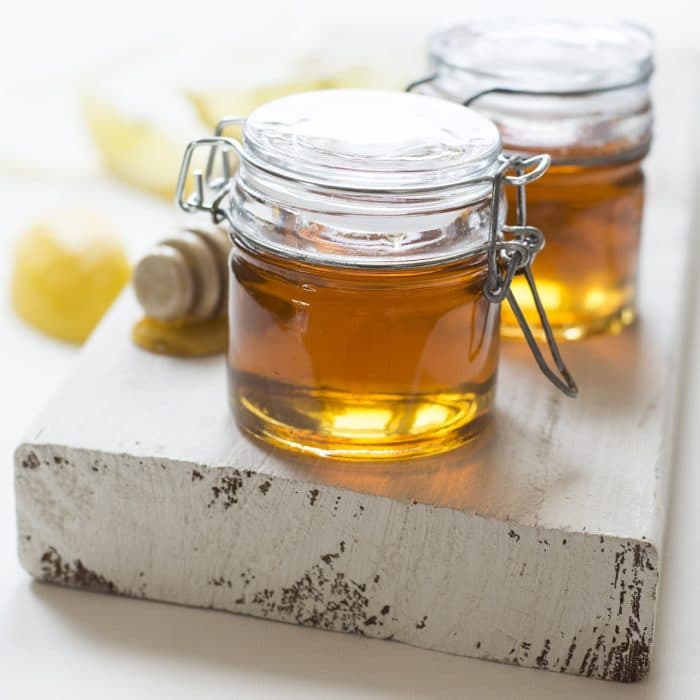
<box><xmin>411</xmin><ymin>19</ymin><xmax>653</xmax><ymax>340</ymax></box>
<box><xmin>176</xmin><ymin>89</ymin><xmax>576</xmax><ymax>460</ymax></box>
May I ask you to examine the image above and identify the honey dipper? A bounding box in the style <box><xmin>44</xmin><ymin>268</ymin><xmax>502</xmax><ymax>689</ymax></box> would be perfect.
<box><xmin>133</xmin><ymin>226</ymin><xmax>231</xmax><ymax>322</ymax></box>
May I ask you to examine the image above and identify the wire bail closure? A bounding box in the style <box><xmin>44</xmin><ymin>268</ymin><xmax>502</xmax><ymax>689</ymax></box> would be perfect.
<box><xmin>486</xmin><ymin>155</ymin><xmax>578</xmax><ymax>397</ymax></box>
<box><xmin>175</xmin><ymin>117</ymin><xmax>248</xmax><ymax>229</ymax></box>
<box><xmin>176</xmin><ymin>122</ymin><xmax>577</xmax><ymax>399</ymax></box>
<box><xmin>405</xmin><ymin>70</ymin><xmax>653</xmax><ymax>106</ymax></box>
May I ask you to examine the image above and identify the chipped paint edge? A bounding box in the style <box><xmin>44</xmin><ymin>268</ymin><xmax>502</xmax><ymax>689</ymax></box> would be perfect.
<box><xmin>15</xmin><ymin>443</ymin><xmax>660</xmax><ymax>683</ymax></box>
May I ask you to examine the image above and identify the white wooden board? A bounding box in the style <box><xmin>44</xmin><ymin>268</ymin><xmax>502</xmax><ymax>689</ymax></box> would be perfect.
<box><xmin>13</xmin><ymin>60</ymin><xmax>698</xmax><ymax>683</ymax></box>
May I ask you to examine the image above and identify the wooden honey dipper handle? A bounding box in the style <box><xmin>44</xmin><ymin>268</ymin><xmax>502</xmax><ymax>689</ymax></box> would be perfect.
<box><xmin>133</xmin><ymin>227</ymin><xmax>232</xmax><ymax>322</ymax></box>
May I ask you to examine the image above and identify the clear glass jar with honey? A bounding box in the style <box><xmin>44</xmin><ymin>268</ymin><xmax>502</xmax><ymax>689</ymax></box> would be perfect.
<box><xmin>411</xmin><ymin>19</ymin><xmax>653</xmax><ymax>340</ymax></box>
<box><xmin>176</xmin><ymin>90</ymin><xmax>576</xmax><ymax>460</ymax></box>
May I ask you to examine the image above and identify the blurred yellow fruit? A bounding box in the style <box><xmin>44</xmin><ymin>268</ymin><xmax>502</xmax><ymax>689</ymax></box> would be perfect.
<box><xmin>80</xmin><ymin>38</ymin><xmax>422</xmax><ymax>199</ymax></box>
<box><xmin>188</xmin><ymin>66</ymin><xmax>405</xmax><ymax>132</ymax></box>
<box><xmin>188</xmin><ymin>77</ymin><xmax>325</xmax><ymax>132</ymax></box>
<box><xmin>82</xmin><ymin>91</ymin><xmax>197</xmax><ymax>199</ymax></box>
<box><xmin>12</xmin><ymin>210</ymin><xmax>131</xmax><ymax>344</ymax></box>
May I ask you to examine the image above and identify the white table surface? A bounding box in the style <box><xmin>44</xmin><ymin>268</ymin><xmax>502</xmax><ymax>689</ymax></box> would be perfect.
<box><xmin>2</xmin><ymin>2</ymin><xmax>700</xmax><ymax>697</ymax></box>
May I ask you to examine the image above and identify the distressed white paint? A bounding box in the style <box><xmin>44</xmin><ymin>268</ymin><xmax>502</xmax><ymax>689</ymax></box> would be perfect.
<box><xmin>14</xmin><ymin>196</ymin><xmax>691</xmax><ymax>682</ymax></box>
<box><xmin>13</xmin><ymin>61</ymin><xmax>697</xmax><ymax>683</ymax></box>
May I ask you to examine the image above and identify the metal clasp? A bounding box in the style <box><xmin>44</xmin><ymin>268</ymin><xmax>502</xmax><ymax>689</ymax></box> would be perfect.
<box><xmin>485</xmin><ymin>154</ymin><xmax>578</xmax><ymax>398</ymax></box>
<box><xmin>175</xmin><ymin>117</ymin><xmax>247</xmax><ymax>227</ymax></box>
<box><xmin>175</xmin><ymin>136</ymin><xmax>235</xmax><ymax>227</ymax></box>
<box><xmin>406</xmin><ymin>71</ymin><xmax>653</xmax><ymax>106</ymax></box>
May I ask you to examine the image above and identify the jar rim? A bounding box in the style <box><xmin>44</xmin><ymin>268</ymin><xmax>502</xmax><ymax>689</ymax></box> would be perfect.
<box><xmin>240</xmin><ymin>89</ymin><xmax>502</xmax><ymax>201</ymax></box>
<box><xmin>230</xmin><ymin>228</ymin><xmax>492</xmax><ymax>271</ymax></box>
<box><xmin>429</xmin><ymin>18</ymin><xmax>653</xmax><ymax>94</ymax></box>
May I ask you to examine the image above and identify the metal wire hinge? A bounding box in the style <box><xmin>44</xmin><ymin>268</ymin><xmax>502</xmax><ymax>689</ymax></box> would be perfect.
<box><xmin>406</xmin><ymin>70</ymin><xmax>653</xmax><ymax>106</ymax></box>
<box><xmin>175</xmin><ymin>117</ymin><xmax>247</xmax><ymax>227</ymax></box>
<box><xmin>485</xmin><ymin>155</ymin><xmax>578</xmax><ymax>397</ymax></box>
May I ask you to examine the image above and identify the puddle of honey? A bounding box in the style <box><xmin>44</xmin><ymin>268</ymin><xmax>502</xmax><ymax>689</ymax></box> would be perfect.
<box><xmin>132</xmin><ymin>315</ymin><xmax>227</xmax><ymax>357</ymax></box>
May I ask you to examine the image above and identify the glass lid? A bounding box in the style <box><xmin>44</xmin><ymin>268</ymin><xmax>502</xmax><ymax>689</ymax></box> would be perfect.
<box><xmin>224</xmin><ymin>89</ymin><xmax>506</xmax><ymax>268</ymax></box>
<box><xmin>430</xmin><ymin>18</ymin><xmax>653</xmax><ymax>93</ymax></box>
<box><xmin>241</xmin><ymin>89</ymin><xmax>501</xmax><ymax>191</ymax></box>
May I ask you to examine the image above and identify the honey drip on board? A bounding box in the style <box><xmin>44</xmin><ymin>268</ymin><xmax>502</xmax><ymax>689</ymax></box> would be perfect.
<box><xmin>502</xmin><ymin>160</ymin><xmax>644</xmax><ymax>340</ymax></box>
<box><xmin>227</xmin><ymin>240</ymin><xmax>500</xmax><ymax>461</ymax></box>
<box><xmin>133</xmin><ymin>315</ymin><xmax>227</xmax><ymax>357</ymax></box>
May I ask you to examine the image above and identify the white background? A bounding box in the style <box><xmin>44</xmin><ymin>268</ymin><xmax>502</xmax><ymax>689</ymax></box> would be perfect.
<box><xmin>1</xmin><ymin>1</ymin><xmax>700</xmax><ymax>698</ymax></box>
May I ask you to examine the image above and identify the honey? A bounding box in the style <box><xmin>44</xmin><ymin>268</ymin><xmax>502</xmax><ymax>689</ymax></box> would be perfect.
<box><xmin>132</xmin><ymin>315</ymin><xmax>227</xmax><ymax>357</ymax></box>
<box><xmin>504</xmin><ymin>160</ymin><xmax>644</xmax><ymax>339</ymax></box>
<box><xmin>228</xmin><ymin>240</ymin><xmax>498</xmax><ymax>459</ymax></box>
<box><xmin>419</xmin><ymin>19</ymin><xmax>653</xmax><ymax>340</ymax></box>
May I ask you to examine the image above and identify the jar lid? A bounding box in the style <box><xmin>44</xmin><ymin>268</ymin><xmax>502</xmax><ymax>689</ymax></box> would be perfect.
<box><xmin>242</xmin><ymin>89</ymin><xmax>501</xmax><ymax>193</ymax></box>
<box><xmin>430</xmin><ymin>18</ymin><xmax>653</xmax><ymax>93</ymax></box>
<box><xmin>179</xmin><ymin>90</ymin><xmax>509</xmax><ymax>268</ymax></box>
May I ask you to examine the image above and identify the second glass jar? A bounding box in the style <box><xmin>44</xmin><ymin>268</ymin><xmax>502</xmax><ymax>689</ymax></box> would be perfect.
<box><xmin>415</xmin><ymin>19</ymin><xmax>653</xmax><ymax>340</ymax></box>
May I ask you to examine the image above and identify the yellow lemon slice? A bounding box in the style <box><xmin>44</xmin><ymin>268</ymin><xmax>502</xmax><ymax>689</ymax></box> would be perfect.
<box><xmin>12</xmin><ymin>209</ymin><xmax>131</xmax><ymax>344</ymax></box>
<box><xmin>82</xmin><ymin>88</ymin><xmax>200</xmax><ymax>200</ymax></box>
<box><xmin>188</xmin><ymin>64</ymin><xmax>411</xmax><ymax>132</ymax></box>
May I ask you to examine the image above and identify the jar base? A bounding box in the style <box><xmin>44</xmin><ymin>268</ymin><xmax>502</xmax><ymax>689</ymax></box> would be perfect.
<box><xmin>230</xmin><ymin>374</ymin><xmax>494</xmax><ymax>461</ymax></box>
<box><xmin>501</xmin><ymin>304</ymin><xmax>637</xmax><ymax>342</ymax></box>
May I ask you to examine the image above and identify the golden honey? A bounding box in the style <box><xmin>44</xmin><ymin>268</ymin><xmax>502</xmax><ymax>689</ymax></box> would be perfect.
<box><xmin>503</xmin><ymin>160</ymin><xmax>644</xmax><ymax>339</ymax></box>
<box><xmin>227</xmin><ymin>240</ymin><xmax>499</xmax><ymax>460</ymax></box>
<box><xmin>132</xmin><ymin>315</ymin><xmax>228</xmax><ymax>357</ymax></box>
<box><xmin>422</xmin><ymin>19</ymin><xmax>653</xmax><ymax>340</ymax></box>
